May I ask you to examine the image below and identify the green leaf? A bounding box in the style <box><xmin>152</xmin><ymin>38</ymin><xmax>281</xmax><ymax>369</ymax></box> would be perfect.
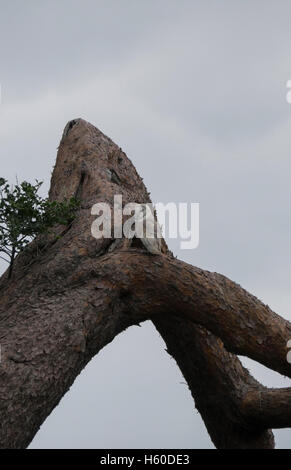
<box><xmin>0</xmin><ymin>177</ymin><xmax>80</xmax><ymax>276</ymax></box>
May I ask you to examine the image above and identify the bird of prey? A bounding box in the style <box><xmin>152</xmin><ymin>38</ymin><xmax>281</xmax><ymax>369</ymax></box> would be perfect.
<box><xmin>135</xmin><ymin>204</ymin><xmax>162</xmax><ymax>255</ymax></box>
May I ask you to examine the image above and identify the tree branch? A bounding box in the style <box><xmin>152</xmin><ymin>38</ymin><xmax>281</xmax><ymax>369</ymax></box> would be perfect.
<box><xmin>77</xmin><ymin>252</ymin><xmax>291</xmax><ymax>378</ymax></box>
<box><xmin>153</xmin><ymin>316</ymin><xmax>275</xmax><ymax>449</ymax></box>
<box><xmin>242</xmin><ymin>388</ymin><xmax>291</xmax><ymax>429</ymax></box>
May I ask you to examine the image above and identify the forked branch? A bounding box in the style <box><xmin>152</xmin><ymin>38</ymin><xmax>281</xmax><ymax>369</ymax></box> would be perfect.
<box><xmin>0</xmin><ymin>118</ymin><xmax>290</xmax><ymax>449</ymax></box>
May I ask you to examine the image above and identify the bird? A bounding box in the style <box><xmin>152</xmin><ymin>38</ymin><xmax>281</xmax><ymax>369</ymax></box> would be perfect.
<box><xmin>135</xmin><ymin>204</ymin><xmax>162</xmax><ymax>255</ymax></box>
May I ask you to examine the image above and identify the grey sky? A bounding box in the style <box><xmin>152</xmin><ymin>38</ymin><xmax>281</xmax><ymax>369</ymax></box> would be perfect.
<box><xmin>1</xmin><ymin>0</ymin><xmax>291</xmax><ymax>448</ymax></box>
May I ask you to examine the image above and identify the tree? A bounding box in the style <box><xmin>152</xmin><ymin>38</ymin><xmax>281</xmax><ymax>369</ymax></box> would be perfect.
<box><xmin>0</xmin><ymin>178</ymin><xmax>79</xmax><ymax>279</ymax></box>
<box><xmin>0</xmin><ymin>118</ymin><xmax>290</xmax><ymax>449</ymax></box>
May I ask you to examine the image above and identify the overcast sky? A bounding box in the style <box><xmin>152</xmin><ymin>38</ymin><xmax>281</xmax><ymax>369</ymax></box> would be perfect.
<box><xmin>1</xmin><ymin>0</ymin><xmax>291</xmax><ymax>449</ymax></box>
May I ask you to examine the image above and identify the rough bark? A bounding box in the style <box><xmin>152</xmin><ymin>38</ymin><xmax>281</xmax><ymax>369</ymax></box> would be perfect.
<box><xmin>0</xmin><ymin>118</ymin><xmax>290</xmax><ymax>449</ymax></box>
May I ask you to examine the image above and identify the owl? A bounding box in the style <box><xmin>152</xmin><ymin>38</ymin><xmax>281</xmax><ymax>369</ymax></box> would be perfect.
<box><xmin>135</xmin><ymin>204</ymin><xmax>162</xmax><ymax>255</ymax></box>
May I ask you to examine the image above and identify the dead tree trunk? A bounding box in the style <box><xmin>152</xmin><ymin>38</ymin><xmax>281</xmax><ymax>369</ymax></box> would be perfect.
<box><xmin>0</xmin><ymin>118</ymin><xmax>290</xmax><ymax>449</ymax></box>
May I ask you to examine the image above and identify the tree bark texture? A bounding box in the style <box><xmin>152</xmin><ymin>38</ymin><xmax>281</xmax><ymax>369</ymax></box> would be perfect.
<box><xmin>0</xmin><ymin>118</ymin><xmax>290</xmax><ymax>449</ymax></box>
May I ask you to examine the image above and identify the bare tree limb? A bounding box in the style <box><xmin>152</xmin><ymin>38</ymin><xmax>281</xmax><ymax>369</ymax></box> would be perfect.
<box><xmin>84</xmin><ymin>251</ymin><xmax>291</xmax><ymax>378</ymax></box>
<box><xmin>153</xmin><ymin>316</ymin><xmax>275</xmax><ymax>449</ymax></box>
<box><xmin>242</xmin><ymin>388</ymin><xmax>291</xmax><ymax>429</ymax></box>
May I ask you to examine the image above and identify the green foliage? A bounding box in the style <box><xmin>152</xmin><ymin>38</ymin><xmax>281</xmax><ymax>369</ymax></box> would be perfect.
<box><xmin>0</xmin><ymin>178</ymin><xmax>79</xmax><ymax>278</ymax></box>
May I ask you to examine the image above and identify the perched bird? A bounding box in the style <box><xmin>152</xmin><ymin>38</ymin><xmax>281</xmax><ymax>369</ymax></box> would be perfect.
<box><xmin>135</xmin><ymin>204</ymin><xmax>162</xmax><ymax>255</ymax></box>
